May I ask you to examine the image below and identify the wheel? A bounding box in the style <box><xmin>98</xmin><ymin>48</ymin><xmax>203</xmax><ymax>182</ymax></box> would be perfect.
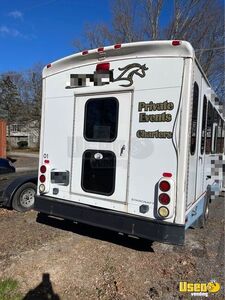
<box><xmin>12</xmin><ymin>182</ymin><xmax>36</xmax><ymax>212</ymax></box>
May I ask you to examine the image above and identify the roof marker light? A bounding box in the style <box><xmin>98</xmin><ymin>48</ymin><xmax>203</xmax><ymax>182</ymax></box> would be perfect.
<box><xmin>98</xmin><ymin>47</ymin><xmax>104</xmax><ymax>53</ymax></box>
<box><xmin>114</xmin><ymin>44</ymin><xmax>121</xmax><ymax>49</ymax></box>
<box><xmin>47</xmin><ymin>64</ymin><xmax>52</xmax><ymax>68</ymax></box>
<box><xmin>172</xmin><ymin>40</ymin><xmax>181</xmax><ymax>46</ymax></box>
<box><xmin>82</xmin><ymin>50</ymin><xmax>88</xmax><ymax>55</ymax></box>
<box><xmin>163</xmin><ymin>172</ymin><xmax>172</xmax><ymax>178</ymax></box>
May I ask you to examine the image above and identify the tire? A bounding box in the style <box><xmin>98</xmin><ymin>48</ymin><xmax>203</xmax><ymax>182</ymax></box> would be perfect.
<box><xmin>12</xmin><ymin>182</ymin><xmax>36</xmax><ymax>212</ymax></box>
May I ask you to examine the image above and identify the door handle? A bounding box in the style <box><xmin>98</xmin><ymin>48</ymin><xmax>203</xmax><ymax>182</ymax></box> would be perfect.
<box><xmin>120</xmin><ymin>145</ymin><xmax>126</xmax><ymax>156</ymax></box>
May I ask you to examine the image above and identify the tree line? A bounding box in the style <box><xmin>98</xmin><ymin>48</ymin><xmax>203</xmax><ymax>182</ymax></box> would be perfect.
<box><xmin>0</xmin><ymin>64</ymin><xmax>42</xmax><ymax>141</ymax></box>
<box><xmin>0</xmin><ymin>0</ymin><xmax>224</xmax><ymax>136</ymax></box>
<box><xmin>74</xmin><ymin>0</ymin><xmax>224</xmax><ymax>101</ymax></box>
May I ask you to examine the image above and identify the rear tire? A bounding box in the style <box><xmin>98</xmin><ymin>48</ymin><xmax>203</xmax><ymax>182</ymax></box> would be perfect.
<box><xmin>12</xmin><ymin>182</ymin><xmax>36</xmax><ymax>212</ymax></box>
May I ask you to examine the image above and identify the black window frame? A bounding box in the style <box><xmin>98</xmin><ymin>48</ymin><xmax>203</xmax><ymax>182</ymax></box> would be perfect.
<box><xmin>190</xmin><ymin>82</ymin><xmax>199</xmax><ymax>155</ymax></box>
<box><xmin>83</xmin><ymin>97</ymin><xmax>119</xmax><ymax>143</ymax></box>
<box><xmin>212</xmin><ymin>108</ymin><xmax>219</xmax><ymax>154</ymax></box>
<box><xmin>205</xmin><ymin>101</ymin><xmax>213</xmax><ymax>154</ymax></box>
<box><xmin>200</xmin><ymin>95</ymin><xmax>207</xmax><ymax>155</ymax></box>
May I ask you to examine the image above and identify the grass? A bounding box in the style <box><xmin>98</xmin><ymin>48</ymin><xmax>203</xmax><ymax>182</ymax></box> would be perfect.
<box><xmin>0</xmin><ymin>278</ymin><xmax>22</xmax><ymax>300</ymax></box>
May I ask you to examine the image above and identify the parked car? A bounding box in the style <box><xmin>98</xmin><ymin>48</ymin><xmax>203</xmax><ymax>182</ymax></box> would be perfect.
<box><xmin>0</xmin><ymin>158</ymin><xmax>16</xmax><ymax>174</ymax></box>
<box><xmin>0</xmin><ymin>158</ymin><xmax>37</xmax><ymax>212</ymax></box>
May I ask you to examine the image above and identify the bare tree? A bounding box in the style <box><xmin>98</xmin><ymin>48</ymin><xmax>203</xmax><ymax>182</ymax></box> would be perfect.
<box><xmin>74</xmin><ymin>0</ymin><xmax>224</xmax><ymax>99</ymax></box>
<box><xmin>144</xmin><ymin>0</ymin><xmax>163</xmax><ymax>40</ymax></box>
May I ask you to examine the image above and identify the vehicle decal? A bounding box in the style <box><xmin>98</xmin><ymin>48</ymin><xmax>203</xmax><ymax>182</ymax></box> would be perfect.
<box><xmin>113</xmin><ymin>63</ymin><xmax>149</xmax><ymax>87</ymax></box>
<box><xmin>67</xmin><ymin>63</ymin><xmax>148</xmax><ymax>88</ymax></box>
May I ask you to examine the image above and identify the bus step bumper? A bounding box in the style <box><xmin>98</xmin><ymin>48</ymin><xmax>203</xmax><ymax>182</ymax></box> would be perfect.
<box><xmin>34</xmin><ymin>195</ymin><xmax>185</xmax><ymax>245</ymax></box>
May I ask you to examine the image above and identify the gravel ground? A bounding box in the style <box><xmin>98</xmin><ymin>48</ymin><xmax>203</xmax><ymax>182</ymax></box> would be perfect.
<box><xmin>0</xmin><ymin>193</ymin><xmax>224</xmax><ymax>300</ymax></box>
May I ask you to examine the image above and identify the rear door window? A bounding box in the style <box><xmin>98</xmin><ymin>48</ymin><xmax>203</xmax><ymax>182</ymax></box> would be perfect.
<box><xmin>84</xmin><ymin>97</ymin><xmax>119</xmax><ymax>142</ymax></box>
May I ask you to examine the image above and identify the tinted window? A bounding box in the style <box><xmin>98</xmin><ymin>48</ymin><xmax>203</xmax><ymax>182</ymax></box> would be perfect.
<box><xmin>81</xmin><ymin>150</ymin><xmax>116</xmax><ymax>195</ymax></box>
<box><xmin>84</xmin><ymin>97</ymin><xmax>119</xmax><ymax>142</ymax></box>
<box><xmin>206</xmin><ymin>102</ymin><xmax>213</xmax><ymax>154</ymax></box>
<box><xmin>216</xmin><ymin>117</ymin><xmax>222</xmax><ymax>153</ymax></box>
<box><xmin>212</xmin><ymin>109</ymin><xmax>219</xmax><ymax>154</ymax></box>
<box><xmin>200</xmin><ymin>96</ymin><xmax>207</xmax><ymax>154</ymax></box>
<box><xmin>222</xmin><ymin>120</ymin><xmax>225</xmax><ymax>153</ymax></box>
<box><xmin>190</xmin><ymin>82</ymin><xmax>199</xmax><ymax>155</ymax></box>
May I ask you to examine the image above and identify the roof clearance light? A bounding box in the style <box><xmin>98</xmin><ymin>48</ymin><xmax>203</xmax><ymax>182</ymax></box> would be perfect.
<box><xmin>47</xmin><ymin>64</ymin><xmax>52</xmax><ymax>68</ymax></box>
<box><xmin>82</xmin><ymin>50</ymin><xmax>88</xmax><ymax>55</ymax></box>
<box><xmin>163</xmin><ymin>172</ymin><xmax>172</xmax><ymax>178</ymax></box>
<box><xmin>159</xmin><ymin>180</ymin><xmax>170</xmax><ymax>192</ymax></box>
<box><xmin>96</xmin><ymin>63</ymin><xmax>110</xmax><ymax>71</ymax></box>
<box><xmin>172</xmin><ymin>40</ymin><xmax>181</xmax><ymax>46</ymax></box>
<box><xmin>114</xmin><ymin>44</ymin><xmax>121</xmax><ymax>49</ymax></box>
<box><xmin>98</xmin><ymin>47</ymin><xmax>104</xmax><ymax>53</ymax></box>
<box><xmin>159</xmin><ymin>193</ymin><xmax>170</xmax><ymax>205</ymax></box>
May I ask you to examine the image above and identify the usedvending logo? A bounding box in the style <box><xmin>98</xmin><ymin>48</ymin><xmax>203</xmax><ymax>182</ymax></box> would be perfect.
<box><xmin>67</xmin><ymin>63</ymin><xmax>148</xmax><ymax>88</ymax></box>
<box><xmin>179</xmin><ymin>280</ymin><xmax>221</xmax><ymax>297</ymax></box>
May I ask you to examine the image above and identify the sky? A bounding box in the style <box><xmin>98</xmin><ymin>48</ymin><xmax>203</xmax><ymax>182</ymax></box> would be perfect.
<box><xmin>0</xmin><ymin>0</ymin><xmax>112</xmax><ymax>72</ymax></box>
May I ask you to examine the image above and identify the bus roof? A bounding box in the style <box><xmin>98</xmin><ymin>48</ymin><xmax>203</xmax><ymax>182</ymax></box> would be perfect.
<box><xmin>43</xmin><ymin>40</ymin><xmax>195</xmax><ymax>78</ymax></box>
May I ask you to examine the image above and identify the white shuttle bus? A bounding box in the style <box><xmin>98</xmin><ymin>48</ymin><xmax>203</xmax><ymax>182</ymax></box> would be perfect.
<box><xmin>35</xmin><ymin>41</ymin><xmax>224</xmax><ymax>245</ymax></box>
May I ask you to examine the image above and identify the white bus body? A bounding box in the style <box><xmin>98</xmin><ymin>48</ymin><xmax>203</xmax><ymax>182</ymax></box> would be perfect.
<box><xmin>34</xmin><ymin>41</ymin><xmax>224</xmax><ymax>245</ymax></box>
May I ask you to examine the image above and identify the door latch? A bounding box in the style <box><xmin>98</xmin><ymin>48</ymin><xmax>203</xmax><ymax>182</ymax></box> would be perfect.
<box><xmin>120</xmin><ymin>145</ymin><xmax>126</xmax><ymax>156</ymax></box>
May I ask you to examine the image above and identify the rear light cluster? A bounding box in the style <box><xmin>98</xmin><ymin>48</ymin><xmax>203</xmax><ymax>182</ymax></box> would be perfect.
<box><xmin>81</xmin><ymin>44</ymin><xmax>122</xmax><ymax>56</ymax></box>
<box><xmin>157</xmin><ymin>174</ymin><xmax>174</xmax><ymax>218</ymax></box>
<box><xmin>39</xmin><ymin>164</ymin><xmax>47</xmax><ymax>193</ymax></box>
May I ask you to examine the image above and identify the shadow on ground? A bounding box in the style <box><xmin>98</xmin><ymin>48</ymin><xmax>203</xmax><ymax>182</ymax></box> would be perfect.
<box><xmin>23</xmin><ymin>273</ymin><xmax>60</xmax><ymax>300</ymax></box>
<box><xmin>36</xmin><ymin>213</ymin><xmax>154</xmax><ymax>252</ymax></box>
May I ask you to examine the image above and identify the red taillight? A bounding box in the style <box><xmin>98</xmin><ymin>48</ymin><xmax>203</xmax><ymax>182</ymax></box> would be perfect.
<box><xmin>40</xmin><ymin>165</ymin><xmax>46</xmax><ymax>173</ymax></box>
<box><xmin>82</xmin><ymin>50</ymin><xmax>88</xmax><ymax>55</ymax></box>
<box><xmin>114</xmin><ymin>44</ymin><xmax>121</xmax><ymax>49</ymax></box>
<box><xmin>96</xmin><ymin>63</ymin><xmax>110</xmax><ymax>71</ymax></box>
<box><xmin>172</xmin><ymin>40</ymin><xmax>181</xmax><ymax>46</ymax></box>
<box><xmin>44</xmin><ymin>159</ymin><xmax>49</xmax><ymax>164</ymax></box>
<box><xmin>97</xmin><ymin>47</ymin><xmax>104</xmax><ymax>52</ymax></box>
<box><xmin>159</xmin><ymin>193</ymin><xmax>170</xmax><ymax>205</ymax></box>
<box><xmin>47</xmin><ymin>63</ymin><xmax>51</xmax><ymax>68</ymax></box>
<box><xmin>163</xmin><ymin>172</ymin><xmax>172</xmax><ymax>178</ymax></box>
<box><xmin>39</xmin><ymin>175</ymin><xmax>46</xmax><ymax>183</ymax></box>
<box><xmin>159</xmin><ymin>180</ymin><xmax>170</xmax><ymax>192</ymax></box>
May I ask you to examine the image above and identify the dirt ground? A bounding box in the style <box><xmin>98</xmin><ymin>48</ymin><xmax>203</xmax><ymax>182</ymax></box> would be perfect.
<box><xmin>0</xmin><ymin>192</ymin><xmax>224</xmax><ymax>300</ymax></box>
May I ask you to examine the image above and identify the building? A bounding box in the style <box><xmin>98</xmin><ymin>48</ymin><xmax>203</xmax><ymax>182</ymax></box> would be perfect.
<box><xmin>7</xmin><ymin>120</ymin><xmax>39</xmax><ymax>149</ymax></box>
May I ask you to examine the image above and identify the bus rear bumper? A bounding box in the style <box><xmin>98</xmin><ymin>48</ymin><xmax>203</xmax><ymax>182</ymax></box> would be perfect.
<box><xmin>34</xmin><ymin>195</ymin><xmax>185</xmax><ymax>245</ymax></box>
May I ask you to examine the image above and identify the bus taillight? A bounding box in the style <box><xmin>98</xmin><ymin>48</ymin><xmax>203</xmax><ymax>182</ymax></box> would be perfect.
<box><xmin>159</xmin><ymin>180</ymin><xmax>170</xmax><ymax>192</ymax></box>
